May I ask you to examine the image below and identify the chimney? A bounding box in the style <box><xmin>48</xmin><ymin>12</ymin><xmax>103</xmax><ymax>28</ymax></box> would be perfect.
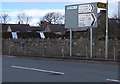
<box><xmin>100</xmin><ymin>10</ymin><xmax>106</xmax><ymax>14</ymax></box>
<box><xmin>18</xmin><ymin>22</ymin><xmax>20</xmax><ymax>24</ymax></box>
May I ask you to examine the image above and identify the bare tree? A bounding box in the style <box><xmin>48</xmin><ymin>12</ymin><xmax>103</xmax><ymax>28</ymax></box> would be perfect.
<box><xmin>25</xmin><ymin>16</ymin><xmax>32</xmax><ymax>24</ymax></box>
<box><xmin>42</xmin><ymin>12</ymin><xmax>53</xmax><ymax>24</ymax></box>
<box><xmin>55</xmin><ymin>14</ymin><xmax>65</xmax><ymax>24</ymax></box>
<box><xmin>41</xmin><ymin>12</ymin><xmax>65</xmax><ymax>24</ymax></box>
<box><xmin>1</xmin><ymin>13</ymin><xmax>10</xmax><ymax>24</ymax></box>
<box><xmin>17</xmin><ymin>13</ymin><xmax>32</xmax><ymax>24</ymax></box>
<box><xmin>37</xmin><ymin>18</ymin><xmax>43</xmax><ymax>26</ymax></box>
<box><xmin>0</xmin><ymin>15</ymin><xmax>2</xmax><ymax>23</ymax></box>
<box><xmin>112</xmin><ymin>13</ymin><xmax>118</xmax><ymax>19</ymax></box>
<box><xmin>17</xmin><ymin>13</ymin><xmax>25</xmax><ymax>24</ymax></box>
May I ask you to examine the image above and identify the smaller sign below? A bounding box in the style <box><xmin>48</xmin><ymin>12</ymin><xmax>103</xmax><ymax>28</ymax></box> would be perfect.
<box><xmin>40</xmin><ymin>32</ymin><xmax>45</xmax><ymax>39</ymax></box>
<box><xmin>78</xmin><ymin>4</ymin><xmax>94</xmax><ymax>13</ymax></box>
<box><xmin>78</xmin><ymin>13</ymin><xmax>97</xmax><ymax>27</ymax></box>
<box><xmin>97</xmin><ymin>2</ymin><xmax>106</xmax><ymax>9</ymax></box>
<box><xmin>12</xmin><ymin>32</ymin><xmax>18</xmax><ymax>39</ymax></box>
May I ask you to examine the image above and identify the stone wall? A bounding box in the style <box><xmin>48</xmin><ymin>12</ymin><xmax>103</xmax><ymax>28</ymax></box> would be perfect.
<box><xmin>2</xmin><ymin>38</ymin><xmax>120</xmax><ymax>60</ymax></box>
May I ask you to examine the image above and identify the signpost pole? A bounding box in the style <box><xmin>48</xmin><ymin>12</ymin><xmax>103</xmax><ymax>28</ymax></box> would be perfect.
<box><xmin>70</xmin><ymin>28</ymin><xmax>72</xmax><ymax>56</ymax></box>
<box><xmin>90</xmin><ymin>27</ymin><xmax>93</xmax><ymax>58</ymax></box>
<box><xmin>105</xmin><ymin>0</ymin><xmax>108</xmax><ymax>59</ymax></box>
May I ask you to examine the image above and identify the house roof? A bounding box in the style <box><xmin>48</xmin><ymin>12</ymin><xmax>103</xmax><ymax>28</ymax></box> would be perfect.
<box><xmin>109</xmin><ymin>19</ymin><xmax>120</xmax><ymax>23</ymax></box>
<box><xmin>2</xmin><ymin>24</ymin><xmax>31</xmax><ymax>32</ymax></box>
<box><xmin>45</xmin><ymin>24</ymin><xmax>66</xmax><ymax>32</ymax></box>
<box><xmin>30</xmin><ymin>26</ymin><xmax>44</xmax><ymax>32</ymax></box>
<box><xmin>1</xmin><ymin>24</ymin><xmax>44</xmax><ymax>32</ymax></box>
<box><xmin>44</xmin><ymin>24</ymin><xmax>88</xmax><ymax>33</ymax></box>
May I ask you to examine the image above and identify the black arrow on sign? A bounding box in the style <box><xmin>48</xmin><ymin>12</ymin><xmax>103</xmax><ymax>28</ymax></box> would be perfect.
<box><xmin>91</xmin><ymin>13</ymin><xmax>96</xmax><ymax>26</ymax></box>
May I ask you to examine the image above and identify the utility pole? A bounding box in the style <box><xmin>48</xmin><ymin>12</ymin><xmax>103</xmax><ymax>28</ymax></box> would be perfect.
<box><xmin>105</xmin><ymin>0</ymin><xmax>108</xmax><ymax>59</ymax></box>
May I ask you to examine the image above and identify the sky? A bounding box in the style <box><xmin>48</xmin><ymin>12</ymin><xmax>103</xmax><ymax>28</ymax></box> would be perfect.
<box><xmin>0</xmin><ymin>0</ymin><xmax>120</xmax><ymax>26</ymax></box>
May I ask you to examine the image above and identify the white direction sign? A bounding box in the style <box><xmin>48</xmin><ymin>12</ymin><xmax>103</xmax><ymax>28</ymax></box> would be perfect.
<box><xmin>78</xmin><ymin>13</ymin><xmax>97</xmax><ymax>27</ymax></box>
<box><xmin>78</xmin><ymin>4</ymin><xmax>94</xmax><ymax>13</ymax></box>
<box><xmin>65</xmin><ymin>3</ymin><xmax>98</xmax><ymax>28</ymax></box>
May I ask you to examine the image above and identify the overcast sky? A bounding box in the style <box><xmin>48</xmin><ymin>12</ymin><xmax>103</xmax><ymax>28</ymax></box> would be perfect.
<box><xmin>0</xmin><ymin>0</ymin><xmax>120</xmax><ymax>26</ymax></box>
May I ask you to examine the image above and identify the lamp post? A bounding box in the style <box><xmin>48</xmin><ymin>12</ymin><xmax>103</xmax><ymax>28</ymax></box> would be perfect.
<box><xmin>105</xmin><ymin>0</ymin><xmax>108</xmax><ymax>59</ymax></box>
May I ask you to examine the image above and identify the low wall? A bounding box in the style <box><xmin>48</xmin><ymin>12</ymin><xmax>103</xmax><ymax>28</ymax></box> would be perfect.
<box><xmin>2</xmin><ymin>38</ymin><xmax>120</xmax><ymax>60</ymax></box>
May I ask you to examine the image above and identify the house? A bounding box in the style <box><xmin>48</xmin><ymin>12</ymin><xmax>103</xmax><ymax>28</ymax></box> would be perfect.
<box><xmin>45</xmin><ymin>24</ymin><xmax>66</xmax><ymax>35</ymax></box>
<box><xmin>1</xmin><ymin>24</ymin><xmax>45</xmax><ymax>33</ymax></box>
<box><xmin>2</xmin><ymin>24</ymin><xmax>31</xmax><ymax>32</ymax></box>
<box><xmin>109</xmin><ymin>18</ymin><xmax>120</xmax><ymax>23</ymax></box>
<box><xmin>1</xmin><ymin>23</ymin><xmax>45</xmax><ymax>39</ymax></box>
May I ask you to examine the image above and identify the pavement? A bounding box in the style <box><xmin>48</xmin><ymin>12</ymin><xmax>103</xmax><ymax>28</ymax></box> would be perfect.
<box><xmin>2</xmin><ymin>55</ymin><xmax>119</xmax><ymax>82</ymax></box>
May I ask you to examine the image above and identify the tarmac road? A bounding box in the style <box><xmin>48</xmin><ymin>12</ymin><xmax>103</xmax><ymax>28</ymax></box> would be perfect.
<box><xmin>2</xmin><ymin>55</ymin><xmax>119</xmax><ymax>82</ymax></box>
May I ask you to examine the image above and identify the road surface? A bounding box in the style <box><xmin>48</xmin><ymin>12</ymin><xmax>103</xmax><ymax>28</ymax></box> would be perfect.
<box><xmin>2</xmin><ymin>55</ymin><xmax>119</xmax><ymax>82</ymax></box>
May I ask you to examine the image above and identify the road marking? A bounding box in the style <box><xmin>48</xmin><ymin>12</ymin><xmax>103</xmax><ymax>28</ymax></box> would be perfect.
<box><xmin>11</xmin><ymin>65</ymin><xmax>64</xmax><ymax>75</ymax></box>
<box><xmin>106</xmin><ymin>79</ymin><xmax>120</xmax><ymax>82</ymax></box>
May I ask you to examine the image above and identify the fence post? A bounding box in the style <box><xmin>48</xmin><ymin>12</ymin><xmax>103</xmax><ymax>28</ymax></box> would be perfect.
<box><xmin>62</xmin><ymin>41</ymin><xmax>65</xmax><ymax>57</ymax></box>
<box><xmin>42</xmin><ymin>39</ymin><xmax>45</xmax><ymax>56</ymax></box>
<box><xmin>114</xmin><ymin>46</ymin><xmax>116</xmax><ymax>61</ymax></box>
<box><xmin>24</xmin><ymin>44</ymin><xmax>26</xmax><ymax>56</ymax></box>
<box><xmin>100</xmin><ymin>48</ymin><xmax>102</xmax><ymax>58</ymax></box>
<box><xmin>8</xmin><ymin>45</ymin><xmax>10</xmax><ymax>55</ymax></box>
<box><xmin>86</xmin><ymin>45</ymin><xmax>88</xmax><ymax>59</ymax></box>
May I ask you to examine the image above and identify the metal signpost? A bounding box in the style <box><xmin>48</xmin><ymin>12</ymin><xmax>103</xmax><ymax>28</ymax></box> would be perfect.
<box><xmin>70</xmin><ymin>28</ymin><xmax>72</xmax><ymax>56</ymax></box>
<box><xmin>65</xmin><ymin>2</ymin><xmax>107</xmax><ymax>57</ymax></box>
<box><xmin>105</xmin><ymin>0</ymin><xmax>108</xmax><ymax>59</ymax></box>
<box><xmin>65</xmin><ymin>3</ymin><xmax>98</xmax><ymax>57</ymax></box>
<box><xmin>90</xmin><ymin>27</ymin><xmax>93</xmax><ymax>58</ymax></box>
